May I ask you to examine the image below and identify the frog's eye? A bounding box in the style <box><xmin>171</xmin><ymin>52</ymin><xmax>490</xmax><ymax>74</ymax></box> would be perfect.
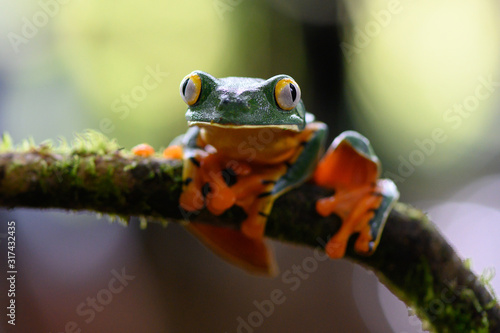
<box><xmin>180</xmin><ymin>73</ymin><xmax>202</xmax><ymax>106</ymax></box>
<box><xmin>274</xmin><ymin>78</ymin><xmax>301</xmax><ymax>111</ymax></box>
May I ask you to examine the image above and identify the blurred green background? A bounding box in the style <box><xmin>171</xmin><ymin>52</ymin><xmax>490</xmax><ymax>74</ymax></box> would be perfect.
<box><xmin>1</xmin><ymin>0</ymin><xmax>500</xmax><ymax>332</ymax></box>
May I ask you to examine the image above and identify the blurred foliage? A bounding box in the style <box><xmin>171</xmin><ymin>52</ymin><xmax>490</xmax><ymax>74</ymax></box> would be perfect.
<box><xmin>344</xmin><ymin>0</ymin><xmax>500</xmax><ymax>176</ymax></box>
<box><xmin>51</xmin><ymin>0</ymin><xmax>307</xmax><ymax>148</ymax></box>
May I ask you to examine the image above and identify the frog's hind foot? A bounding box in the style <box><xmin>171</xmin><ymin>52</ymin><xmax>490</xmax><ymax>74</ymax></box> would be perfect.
<box><xmin>323</xmin><ymin>187</ymin><xmax>383</xmax><ymax>258</ymax></box>
<box><xmin>356</xmin><ymin>179</ymin><xmax>399</xmax><ymax>255</ymax></box>
<box><xmin>314</xmin><ymin>131</ymin><xmax>399</xmax><ymax>258</ymax></box>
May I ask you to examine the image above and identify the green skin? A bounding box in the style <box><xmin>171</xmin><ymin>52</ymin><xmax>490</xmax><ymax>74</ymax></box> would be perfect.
<box><xmin>184</xmin><ymin>71</ymin><xmax>308</xmax><ymax>130</ymax></box>
<box><xmin>178</xmin><ymin>71</ymin><xmax>399</xmax><ymax>249</ymax></box>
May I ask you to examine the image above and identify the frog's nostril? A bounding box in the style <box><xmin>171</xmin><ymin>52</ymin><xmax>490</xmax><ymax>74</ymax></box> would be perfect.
<box><xmin>218</xmin><ymin>96</ymin><xmax>249</xmax><ymax>110</ymax></box>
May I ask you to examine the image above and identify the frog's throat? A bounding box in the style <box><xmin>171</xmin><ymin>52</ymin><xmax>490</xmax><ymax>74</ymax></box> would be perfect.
<box><xmin>187</xmin><ymin>121</ymin><xmax>301</xmax><ymax>132</ymax></box>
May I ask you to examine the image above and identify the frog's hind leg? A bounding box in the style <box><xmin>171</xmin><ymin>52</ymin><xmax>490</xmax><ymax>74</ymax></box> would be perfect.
<box><xmin>314</xmin><ymin>131</ymin><xmax>399</xmax><ymax>258</ymax></box>
<box><xmin>178</xmin><ymin>151</ymin><xmax>207</xmax><ymax>212</ymax></box>
<box><xmin>186</xmin><ymin>223</ymin><xmax>278</xmax><ymax>276</ymax></box>
<box><xmin>323</xmin><ymin>188</ymin><xmax>383</xmax><ymax>258</ymax></box>
<box><xmin>184</xmin><ymin>166</ymin><xmax>279</xmax><ymax>276</ymax></box>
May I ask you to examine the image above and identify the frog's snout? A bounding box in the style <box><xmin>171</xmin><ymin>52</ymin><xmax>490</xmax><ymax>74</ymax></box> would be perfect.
<box><xmin>217</xmin><ymin>95</ymin><xmax>250</xmax><ymax>111</ymax></box>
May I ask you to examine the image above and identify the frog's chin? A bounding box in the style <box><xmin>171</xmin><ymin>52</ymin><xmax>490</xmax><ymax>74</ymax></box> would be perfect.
<box><xmin>187</xmin><ymin>121</ymin><xmax>301</xmax><ymax>132</ymax></box>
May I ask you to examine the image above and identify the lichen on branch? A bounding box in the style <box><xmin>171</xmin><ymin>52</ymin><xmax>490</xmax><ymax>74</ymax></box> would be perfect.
<box><xmin>0</xmin><ymin>131</ymin><xmax>498</xmax><ymax>332</ymax></box>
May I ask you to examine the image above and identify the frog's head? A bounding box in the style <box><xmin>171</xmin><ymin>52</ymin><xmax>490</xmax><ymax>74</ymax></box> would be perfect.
<box><xmin>180</xmin><ymin>71</ymin><xmax>306</xmax><ymax>131</ymax></box>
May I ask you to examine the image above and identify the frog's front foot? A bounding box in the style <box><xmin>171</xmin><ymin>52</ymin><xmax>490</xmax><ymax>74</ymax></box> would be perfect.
<box><xmin>132</xmin><ymin>143</ymin><xmax>184</xmax><ymax>160</ymax></box>
<box><xmin>179</xmin><ymin>152</ymin><xmax>240</xmax><ymax>214</ymax></box>
<box><xmin>131</xmin><ymin>143</ymin><xmax>156</xmax><ymax>157</ymax></box>
<box><xmin>163</xmin><ymin>145</ymin><xmax>183</xmax><ymax>159</ymax></box>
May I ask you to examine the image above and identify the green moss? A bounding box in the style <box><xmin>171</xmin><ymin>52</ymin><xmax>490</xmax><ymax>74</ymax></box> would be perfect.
<box><xmin>0</xmin><ymin>133</ymin><xmax>13</xmax><ymax>152</ymax></box>
<box><xmin>139</xmin><ymin>216</ymin><xmax>148</xmax><ymax>229</ymax></box>
<box><xmin>105</xmin><ymin>214</ymin><xmax>129</xmax><ymax>226</ymax></box>
<box><xmin>123</xmin><ymin>162</ymin><xmax>138</xmax><ymax>172</ymax></box>
<box><xmin>84</xmin><ymin>157</ymin><xmax>97</xmax><ymax>176</ymax></box>
<box><xmin>69</xmin><ymin>130</ymin><xmax>120</xmax><ymax>155</ymax></box>
<box><xmin>38</xmin><ymin>159</ymin><xmax>51</xmax><ymax>193</ymax></box>
<box><xmin>399</xmin><ymin>258</ymin><xmax>492</xmax><ymax>332</ymax></box>
<box><xmin>20</xmin><ymin>137</ymin><xmax>36</xmax><ymax>152</ymax></box>
<box><xmin>479</xmin><ymin>267</ymin><xmax>497</xmax><ymax>310</ymax></box>
<box><xmin>464</xmin><ymin>258</ymin><xmax>473</xmax><ymax>270</ymax></box>
<box><xmin>1</xmin><ymin>130</ymin><xmax>121</xmax><ymax>156</ymax></box>
<box><xmin>159</xmin><ymin>219</ymin><xmax>169</xmax><ymax>228</ymax></box>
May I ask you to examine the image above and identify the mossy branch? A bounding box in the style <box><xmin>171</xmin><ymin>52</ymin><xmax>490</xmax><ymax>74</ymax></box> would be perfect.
<box><xmin>0</xmin><ymin>132</ymin><xmax>499</xmax><ymax>332</ymax></box>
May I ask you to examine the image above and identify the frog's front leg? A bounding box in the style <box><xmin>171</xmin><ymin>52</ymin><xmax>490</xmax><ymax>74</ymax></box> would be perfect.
<box><xmin>175</xmin><ymin>128</ymin><xmax>243</xmax><ymax>214</ymax></box>
<box><xmin>197</xmin><ymin>153</ymin><xmax>238</xmax><ymax>215</ymax></box>
<box><xmin>175</xmin><ymin>127</ymin><xmax>236</xmax><ymax>213</ymax></box>
<box><xmin>314</xmin><ymin>131</ymin><xmax>399</xmax><ymax>258</ymax></box>
<box><xmin>230</xmin><ymin>166</ymin><xmax>288</xmax><ymax>239</ymax></box>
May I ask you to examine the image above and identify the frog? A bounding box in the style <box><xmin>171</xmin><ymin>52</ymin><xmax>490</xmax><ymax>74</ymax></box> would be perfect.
<box><xmin>132</xmin><ymin>71</ymin><xmax>399</xmax><ymax>275</ymax></box>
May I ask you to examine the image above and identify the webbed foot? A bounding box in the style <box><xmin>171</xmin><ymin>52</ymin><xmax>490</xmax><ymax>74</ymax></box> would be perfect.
<box><xmin>314</xmin><ymin>131</ymin><xmax>399</xmax><ymax>258</ymax></box>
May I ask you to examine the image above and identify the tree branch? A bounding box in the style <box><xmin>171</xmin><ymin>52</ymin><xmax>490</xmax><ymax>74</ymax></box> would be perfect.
<box><xmin>0</xmin><ymin>138</ymin><xmax>498</xmax><ymax>332</ymax></box>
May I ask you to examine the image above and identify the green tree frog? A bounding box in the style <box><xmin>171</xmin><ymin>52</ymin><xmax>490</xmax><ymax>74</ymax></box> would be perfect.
<box><xmin>132</xmin><ymin>71</ymin><xmax>399</xmax><ymax>275</ymax></box>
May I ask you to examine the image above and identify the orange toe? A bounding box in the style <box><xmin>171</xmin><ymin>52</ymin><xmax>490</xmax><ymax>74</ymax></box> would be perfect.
<box><xmin>241</xmin><ymin>222</ymin><xmax>265</xmax><ymax>240</ymax></box>
<box><xmin>180</xmin><ymin>187</ymin><xmax>205</xmax><ymax>211</ymax></box>
<box><xmin>241</xmin><ymin>214</ymin><xmax>266</xmax><ymax>240</ymax></box>
<box><xmin>325</xmin><ymin>238</ymin><xmax>347</xmax><ymax>259</ymax></box>
<box><xmin>131</xmin><ymin>143</ymin><xmax>155</xmax><ymax>157</ymax></box>
<box><xmin>316</xmin><ymin>197</ymin><xmax>336</xmax><ymax>217</ymax></box>
<box><xmin>163</xmin><ymin>145</ymin><xmax>183</xmax><ymax>159</ymax></box>
<box><xmin>207</xmin><ymin>184</ymin><xmax>236</xmax><ymax>214</ymax></box>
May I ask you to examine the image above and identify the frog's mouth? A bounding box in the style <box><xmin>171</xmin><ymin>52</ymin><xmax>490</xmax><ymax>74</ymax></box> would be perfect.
<box><xmin>187</xmin><ymin>121</ymin><xmax>301</xmax><ymax>132</ymax></box>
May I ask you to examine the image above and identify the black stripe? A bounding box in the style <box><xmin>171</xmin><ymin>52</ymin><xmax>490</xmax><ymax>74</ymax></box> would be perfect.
<box><xmin>184</xmin><ymin>177</ymin><xmax>193</xmax><ymax>186</ymax></box>
<box><xmin>261</xmin><ymin>180</ymin><xmax>276</xmax><ymax>185</ymax></box>
<box><xmin>257</xmin><ymin>191</ymin><xmax>272</xmax><ymax>198</ymax></box>
<box><xmin>189</xmin><ymin>157</ymin><xmax>200</xmax><ymax>167</ymax></box>
<box><xmin>221</xmin><ymin>168</ymin><xmax>237</xmax><ymax>187</ymax></box>
<box><xmin>258</xmin><ymin>212</ymin><xmax>269</xmax><ymax>217</ymax></box>
<box><xmin>201</xmin><ymin>183</ymin><xmax>211</xmax><ymax>197</ymax></box>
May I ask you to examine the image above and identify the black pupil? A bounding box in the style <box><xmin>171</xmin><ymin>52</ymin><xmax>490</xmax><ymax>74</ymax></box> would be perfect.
<box><xmin>182</xmin><ymin>78</ymin><xmax>190</xmax><ymax>96</ymax></box>
<box><xmin>289</xmin><ymin>83</ymin><xmax>297</xmax><ymax>101</ymax></box>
